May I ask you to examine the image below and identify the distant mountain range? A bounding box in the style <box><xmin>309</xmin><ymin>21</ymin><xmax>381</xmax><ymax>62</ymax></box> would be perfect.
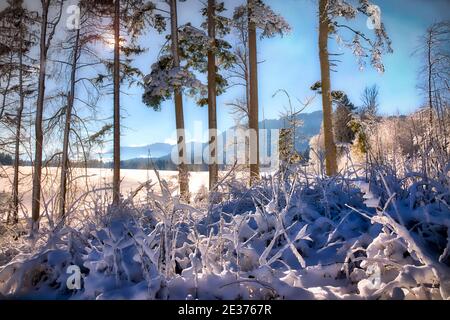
<box><xmin>259</xmin><ymin>110</ymin><xmax>323</xmax><ymax>151</ymax></box>
<box><xmin>102</xmin><ymin>110</ymin><xmax>323</xmax><ymax>170</ymax></box>
<box><xmin>115</xmin><ymin>143</ymin><xmax>173</xmax><ymax>159</ymax></box>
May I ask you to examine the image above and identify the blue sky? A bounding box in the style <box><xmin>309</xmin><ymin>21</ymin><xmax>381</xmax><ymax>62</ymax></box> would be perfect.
<box><xmin>93</xmin><ymin>0</ymin><xmax>450</xmax><ymax>148</ymax></box>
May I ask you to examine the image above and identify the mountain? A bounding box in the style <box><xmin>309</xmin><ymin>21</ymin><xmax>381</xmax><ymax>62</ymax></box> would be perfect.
<box><xmin>103</xmin><ymin>142</ymin><xmax>173</xmax><ymax>160</ymax></box>
<box><xmin>106</xmin><ymin>111</ymin><xmax>323</xmax><ymax>166</ymax></box>
<box><xmin>260</xmin><ymin>110</ymin><xmax>323</xmax><ymax>151</ymax></box>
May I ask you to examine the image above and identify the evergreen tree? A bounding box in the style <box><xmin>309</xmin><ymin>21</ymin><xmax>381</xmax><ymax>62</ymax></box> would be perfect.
<box><xmin>31</xmin><ymin>0</ymin><xmax>64</xmax><ymax>232</ymax></box>
<box><xmin>334</xmin><ymin>93</ymin><xmax>356</xmax><ymax>144</ymax></box>
<box><xmin>233</xmin><ymin>0</ymin><xmax>290</xmax><ymax>185</ymax></box>
<box><xmin>188</xmin><ymin>1</ymin><xmax>234</xmax><ymax>189</ymax></box>
<box><xmin>311</xmin><ymin>81</ymin><xmax>356</xmax><ymax>144</ymax></box>
<box><xmin>86</xmin><ymin>0</ymin><xmax>162</xmax><ymax>206</ymax></box>
<box><xmin>317</xmin><ymin>0</ymin><xmax>392</xmax><ymax>176</ymax></box>
<box><xmin>142</xmin><ymin>0</ymin><xmax>230</xmax><ymax>200</ymax></box>
<box><xmin>0</xmin><ymin>0</ymin><xmax>37</xmax><ymax>224</ymax></box>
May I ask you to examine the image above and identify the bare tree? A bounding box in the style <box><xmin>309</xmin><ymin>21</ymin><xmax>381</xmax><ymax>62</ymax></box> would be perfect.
<box><xmin>361</xmin><ymin>84</ymin><xmax>380</xmax><ymax>118</ymax></box>
<box><xmin>226</xmin><ymin>11</ymin><xmax>249</xmax><ymax>125</ymax></box>
<box><xmin>416</xmin><ymin>21</ymin><xmax>450</xmax><ymax>126</ymax></box>
<box><xmin>12</xmin><ymin>2</ymin><xmax>36</xmax><ymax>224</ymax></box>
<box><xmin>227</xmin><ymin>96</ymin><xmax>249</xmax><ymax>125</ymax></box>
<box><xmin>0</xmin><ymin>0</ymin><xmax>37</xmax><ymax>224</ymax></box>
<box><xmin>59</xmin><ymin>27</ymin><xmax>80</xmax><ymax>218</ymax></box>
<box><xmin>31</xmin><ymin>0</ymin><xmax>63</xmax><ymax>232</ymax></box>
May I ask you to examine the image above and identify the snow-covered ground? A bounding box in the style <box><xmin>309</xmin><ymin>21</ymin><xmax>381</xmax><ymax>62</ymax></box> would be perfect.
<box><xmin>0</xmin><ymin>166</ymin><xmax>220</xmax><ymax>216</ymax></box>
<box><xmin>0</xmin><ymin>164</ymin><xmax>449</xmax><ymax>300</ymax></box>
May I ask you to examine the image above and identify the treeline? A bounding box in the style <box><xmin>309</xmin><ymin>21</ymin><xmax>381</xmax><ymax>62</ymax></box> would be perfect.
<box><xmin>12</xmin><ymin>157</ymin><xmax>197</xmax><ymax>171</ymax></box>
<box><xmin>0</xmin><ymin>152</ymin><xmax>13</xmax><ymax>166</ymax></box>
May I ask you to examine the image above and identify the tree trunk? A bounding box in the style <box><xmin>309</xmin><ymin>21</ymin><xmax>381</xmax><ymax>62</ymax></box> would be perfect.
<box><xmin>247</xmin><ymin>0</ymin><xmax>260</xmax><ymax>185</ymax></box>
<box><xmin>207</xmin><ymin>0</ymin><xmax>218</xmax><ymax>190</ymax></box>
<box><xmin>113</xmin><ymin>0</ymin><xmax>121</xmax><ymax>205</ymax></box>
<box><xmin>169</xmin><ymin>0</ymin><xmax>189</xmax><ymax>201</ymax></box>
<box><xmin>31</xmin><ymin>0</ymin><xmax>50</xmax><ymax>231</ymax></box>
<box><xmin>11</xmin><ymin>17</ymin><xmax>25</xmax><ymax>225</ymax></box>
<box><xmin>427</xmin><ymin>34</ymin><xmax>433</xmax><ymax>126</ymax></box>
<box><xmin>59</xmin><ymin>28</ymin><xmax>80</xmax><ymax>218</ymax></box>
<box><xmin>318</xmin><ymin>0</ymin><xmax>337</xmax><ymax>176</ymax></box>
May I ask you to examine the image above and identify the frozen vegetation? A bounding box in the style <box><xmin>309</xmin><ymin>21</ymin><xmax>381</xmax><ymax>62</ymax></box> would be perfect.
<box><xmin>0</xmin><ymin>0</ymin><xmax>449</xmax><ymax>302</ymax></box>
<box><xmin>1</xmin><ymin>156</ymin><xmax>449</xmax><ymax>300</ymax></box>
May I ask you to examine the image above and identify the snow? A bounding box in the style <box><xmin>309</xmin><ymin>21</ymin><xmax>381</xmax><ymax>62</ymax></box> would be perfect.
<box><xmin>142</xmin><ymin>54</ymin><xmax>207</xmax><ymax>109</ymax></box>
<box><xmin>1</xmin><ymin>162</ymin><xmax>449</xmax><ymax>300</ymax></box>
<box><xmin>233</xmin><ymin>1</ymin><xmax>291</xmax><ymax>39</ymax></box>
<box><xmin>329</xmin><ymin>0</ymin><xmax>393</xmax><ymax>73</ymax></box>
<box><xmin>0</xmin><ymin>166</ymin><xmax>212</xmax><ymax>216</ymax></box>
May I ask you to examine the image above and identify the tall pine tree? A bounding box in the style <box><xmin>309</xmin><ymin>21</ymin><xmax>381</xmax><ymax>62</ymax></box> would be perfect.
<box><xmin>317</xmin><ymin>0</ymin><xmax>392</xmax><ymax>176</ymax></box>
<box><xmin>233</xmin><ymin>0</ymin><xmax>290</xmax><ymax>185</ymax></box>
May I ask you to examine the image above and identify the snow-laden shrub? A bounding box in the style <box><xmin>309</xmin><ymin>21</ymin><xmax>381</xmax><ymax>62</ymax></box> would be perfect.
<box><xmin>81</xmin><ymin>215</ymin><xmax>162</xmax><ymax>300</ymax></box>
<box><xmin>0</xmin><ymin>227</ymin><xmax>89</xmax><ymax>298</ymax></box>
<box><xmin>349</xmin><ymin>163</ymin><xmax>450</xmax><ymax>299</ymax></box>
<box><xmin>0</xmin><ymin>201</ymin><xmax>164</xmax><ymax>299</ymax></box>
<box><xmin>1</xmin><ymin>164</ymin><xmax>449</xmax><ymax>299</ymax></box>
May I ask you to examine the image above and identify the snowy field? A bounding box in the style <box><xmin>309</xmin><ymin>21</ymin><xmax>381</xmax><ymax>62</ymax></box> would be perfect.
<box><xmin>0</xmin><ymin>166</ymin><xmax>219</xmax><ymax>217</ymax></box>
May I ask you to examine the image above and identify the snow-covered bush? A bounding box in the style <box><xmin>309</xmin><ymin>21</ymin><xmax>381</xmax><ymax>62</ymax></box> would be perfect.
<box><xmin>1</xmin><ymin>163</ymin><xmax>449</xmax><ymax>299</ymax></box>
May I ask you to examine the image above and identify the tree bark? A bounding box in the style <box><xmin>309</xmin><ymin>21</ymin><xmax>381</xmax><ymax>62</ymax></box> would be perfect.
<box><xmin>169</xmin><ymin>0</ymin><xmax>189</xmax><ymax>201</ymax></box>
<box><xmin>207</xmin><ymin>0</ymin><xmax>218</xmax><ymax>190</ymax></box>
<box><xmin>59</xmin><ymin>28</ymin><xmax>80</xmax><ymax>218</ymax></box>
<box><xmin>31</xmin><ymin>0</ymin><xmax>50</xmax><ymax>231</ymax></box>
<box><xmin>318</xmin><ymin>0</ymin><xmax>337</xmax><ymax>176</ymax></box>
<box><xmin>247</xmin><ymin>0</ymin><xmax>260</xmax><ymax>185</ymax></box>
<box><xmin>11</xmin><ymin>14</ymin><xmax>25</xmax><ymax>225</ymax></box>
<box><xmin>427</xmin><ymin>33</ymin><xmax>433</xmax><ymax>126</ymax></box>
<box><xmin>113</xmin><ymin>0</ymin><xmax>121</xmax><ymax>205</ymax></box>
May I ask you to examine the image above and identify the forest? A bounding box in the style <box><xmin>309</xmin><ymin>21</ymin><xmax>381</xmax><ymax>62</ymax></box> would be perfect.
<box><xmin>0</xmin><ymin>0</ymin><xmax>449</xmax><ymax>300</ymax></box>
